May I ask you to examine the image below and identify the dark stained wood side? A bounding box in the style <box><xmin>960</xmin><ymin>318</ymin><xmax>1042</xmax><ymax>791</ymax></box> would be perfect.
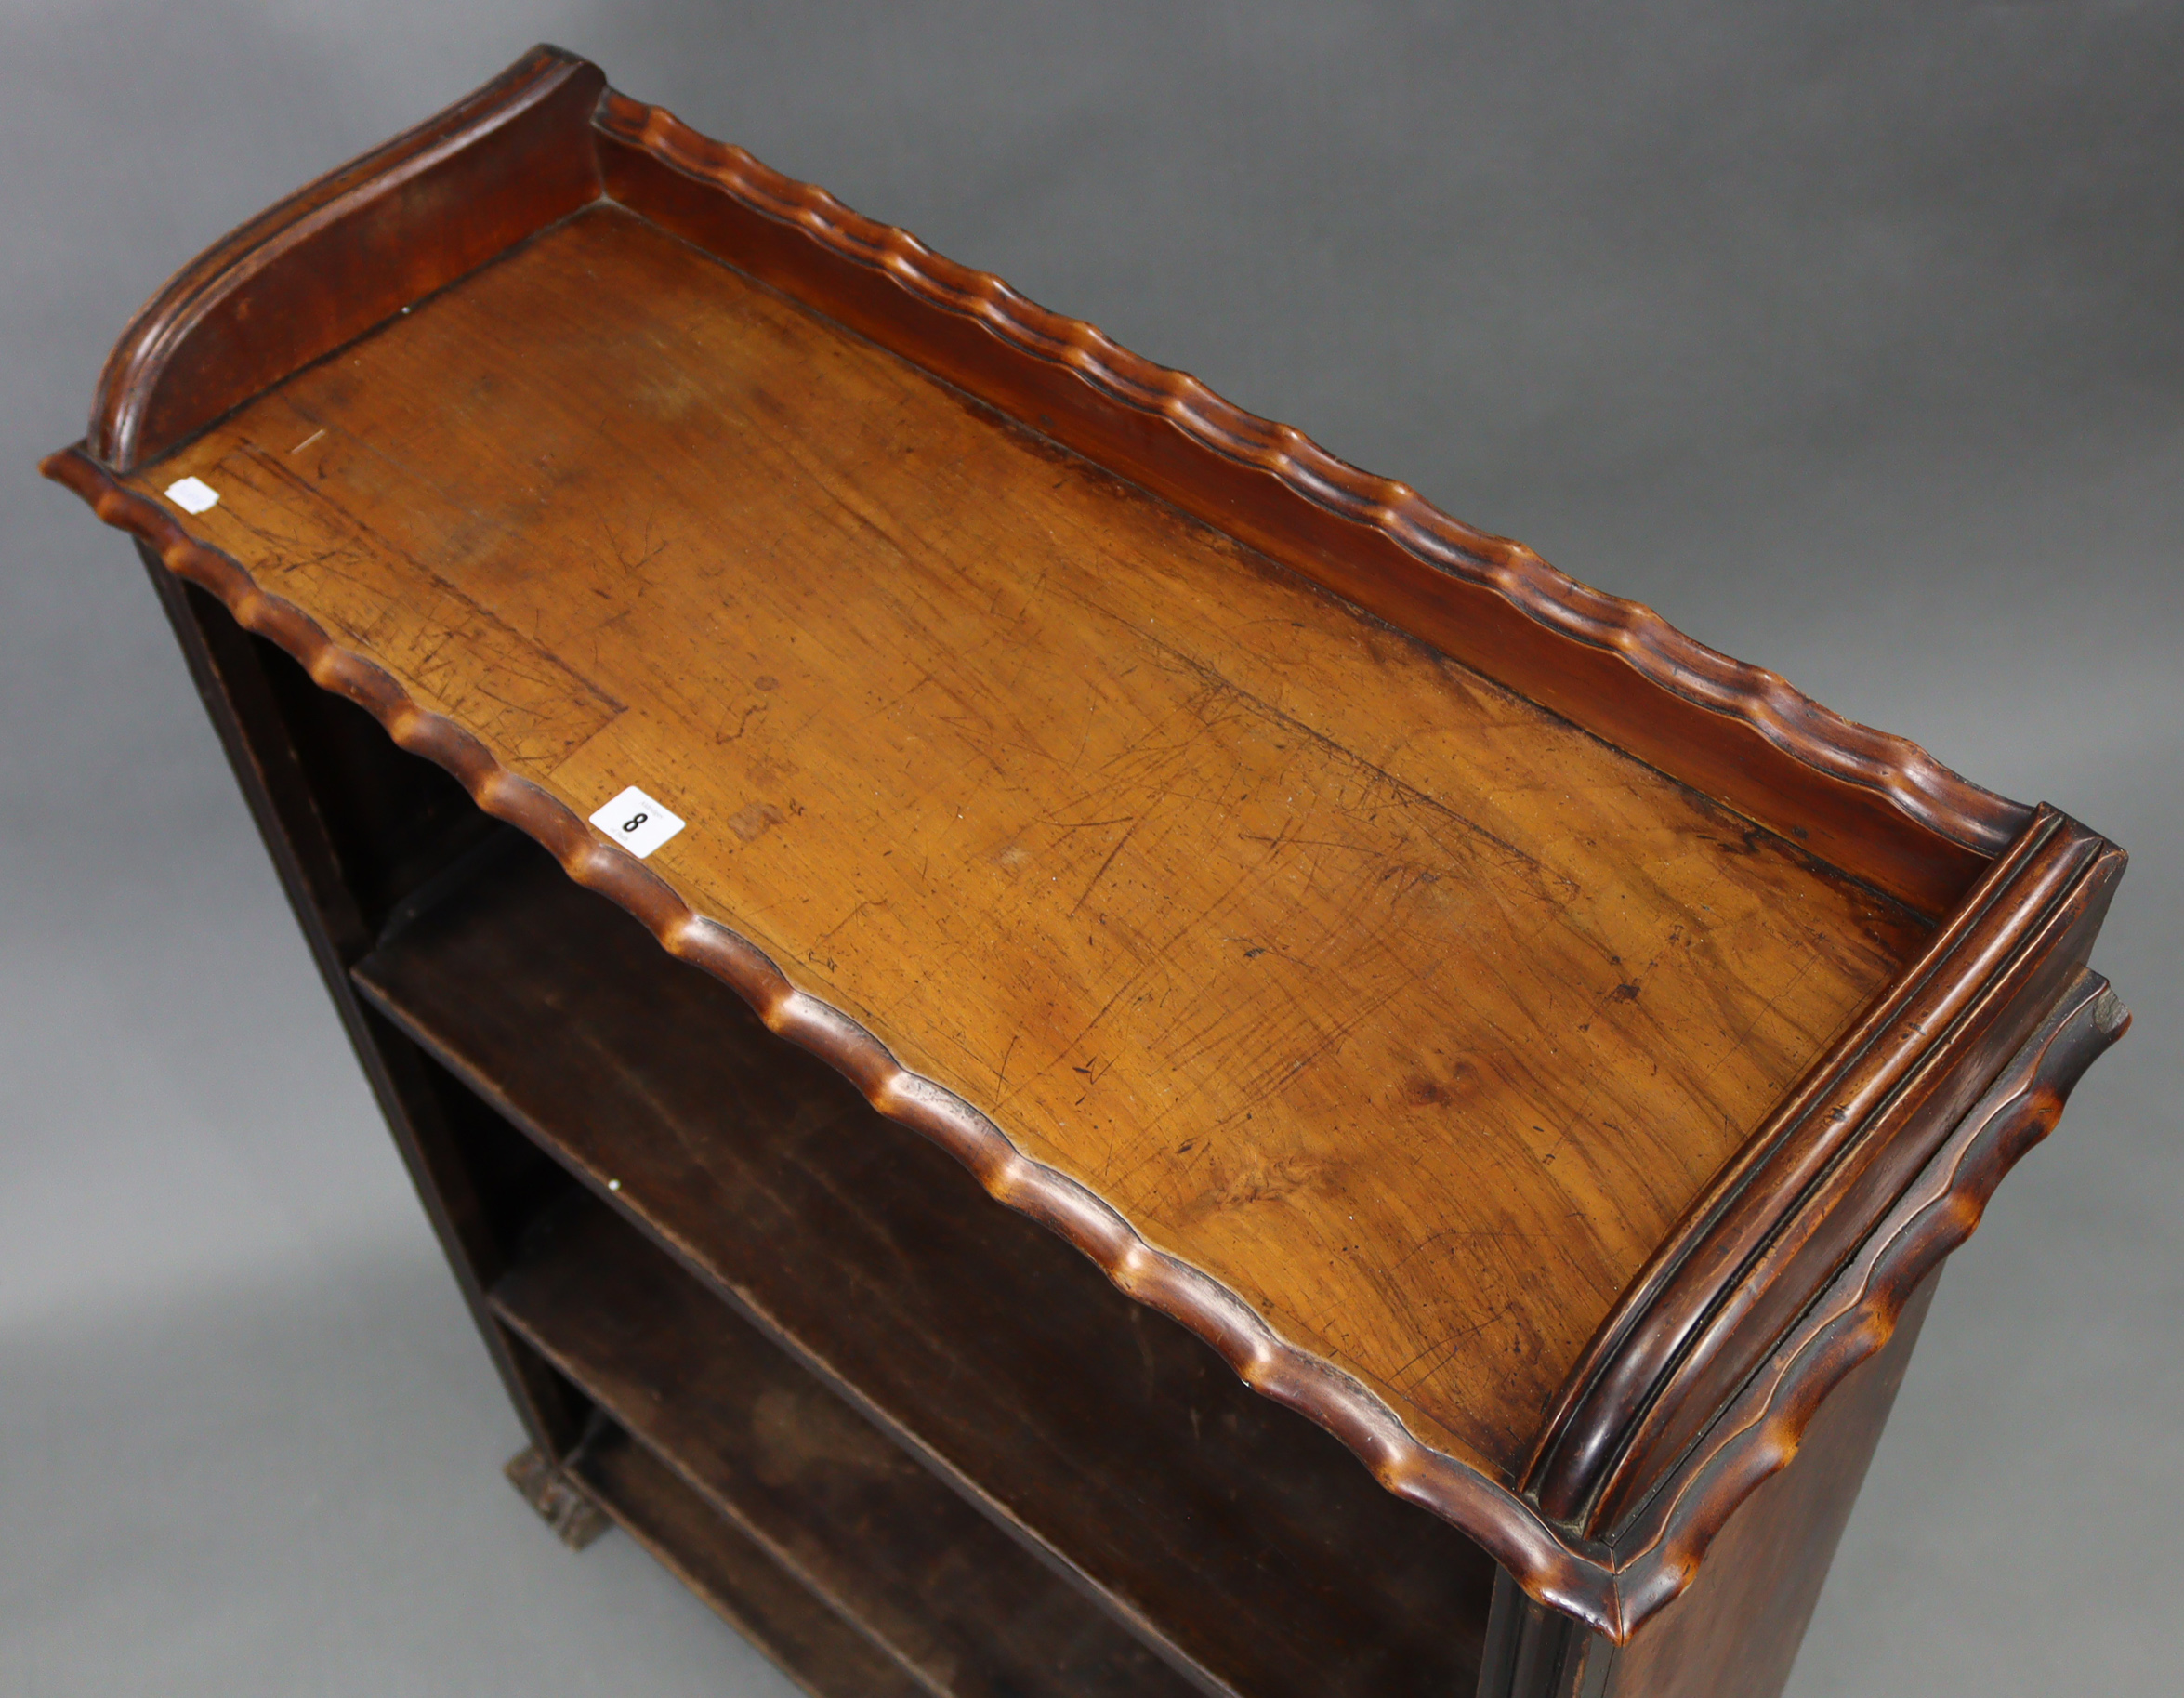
<box><xmin>354</xmin><ymin>836</ymin><xmax>1496</xmax><ymax>1698</ymax></box>
<box><xmin>150</xmin><ymin>544</ymin><xmax>976</xmax><ymax>1693</ymax></box>
<box><xmin>1474</xmin><ymin>1573</ymin><xmax>1614</xmax><ymax>1698</ymax></box>
<box><xmin>495</xmin><ymin>1192</ymin><xmax>1204</xmax><ymax>1698</ymax></box>
<box><xmin>1599</xmin><ymin>967</ymin><xmax>2126</xmax><ymax>1639</ymax></box>
<box><xmin>140</xmin><ymin>554</ymin><xmax>585</xmax><ymax>1463</ymax></box>
<box><xmin>1590</xmin><ymin>1275</ymin><xmax>1940</xmax><ymax>1698</ymax></box>
<box><xmin>571</xmin><ymin>1427</ymin><xmax>931</xmax><ymax>1698</ymax></box>
<box><xmin>1475</xmin><ymin>1278</ymin><xmax>1931</xmax><ymax>1697</ymax></box>
<box><xmin>94</xmin><ymin>46</ymin><xmax>604</xmax><ymax>472</ymax></box>
<box><xmin>1472</xmin><ymin>964</ymin><xmax>2125</xmax><ymax>1682</ymax></box>
<box><xmin>1596</xmin><ymin>830</ymin><xmax>2117</xmax><ymax>1531</ymax></box>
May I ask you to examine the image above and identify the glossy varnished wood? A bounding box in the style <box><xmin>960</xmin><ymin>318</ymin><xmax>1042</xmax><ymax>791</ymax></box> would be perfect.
<box><xmin>44</xmin><ymin>45</ymin><xmax>2132</xmax><ymax>1670</ymax></box>
<box><xmin>354</xmin><ymin>834</ymin><xmax>1495</xmax><ymax>1698</ymax></box>
<box><xmin>1530</xmin><ymin>809</ymin><xmax>2123</xmax><ymax>1532</ymax></box>
<box><xmin>1476</xmin><ymin>1275</ymin><xmax>1936</xmax><ymax>1698</ymax></box>
<box><xmin>1592</xmin><ymin>967</ymin><xmax>2126</xmax><ymax>1642</ymax></box>
<box><xmin>95</xmin><ymin>48</ymin><xmax>606</xmax><ymax>473</ymax></box>
<box><xmin>1599</xmin><ymin>1275</ymin><xmax>1938</xmax><ymax>1698</ymax></box>
<box><xmin>127</xmin><ymin>203</ymin><xmax>1927</xmax><ymax>1481</ymax></box>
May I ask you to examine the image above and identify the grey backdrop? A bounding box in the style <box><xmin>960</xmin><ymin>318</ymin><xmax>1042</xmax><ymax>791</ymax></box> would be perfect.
<box><xmin>5</xmin><ymin>3</ymin><xmax>2177</xmax><ymax>1693</ymax></box>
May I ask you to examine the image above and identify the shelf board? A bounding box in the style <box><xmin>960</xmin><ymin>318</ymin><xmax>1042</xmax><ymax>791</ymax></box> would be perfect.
<box><xmin>138</xmin><ymin>197</ymin><xmax>1932</xmax><ymax>1481</ymax></box>
<box><xmin>571</xmin><ymin>1423</ymin><xmax>928</xmax><ymax>1698</ymax></box>
<box><xmin>354</xmin><ymin>834</ymin><xmax>1493</xmax><ymax>1698</ymax></box>
<box><xmin>500</xmin><ymin>1191</ymin><xmax>1203</xmax><ymax>1698</ymax></box>
<box><xmin>46</xmin><ymin>46</ymin><xmax>2128</xmax><ymax>1658</ymax></box>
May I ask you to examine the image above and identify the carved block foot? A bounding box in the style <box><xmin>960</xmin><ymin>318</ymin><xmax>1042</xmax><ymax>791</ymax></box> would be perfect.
<box><xmin>505</xmin><ymin>1444</ymin><xmax>611</xmax><ymax>1550</ymax></box>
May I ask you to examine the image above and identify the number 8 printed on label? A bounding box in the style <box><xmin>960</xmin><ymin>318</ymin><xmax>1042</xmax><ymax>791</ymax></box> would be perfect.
<box><xmin>590</xmin><ymin>786</ymin><xmax>685</xmax><ymax>860</ymax></box>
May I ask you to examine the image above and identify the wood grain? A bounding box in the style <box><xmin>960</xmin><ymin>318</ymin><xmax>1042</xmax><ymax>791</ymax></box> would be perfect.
<box><xmin>1475</xmin><ymin>1275</ymin><xmax>1934</xmax><ymax>1697</ymax></box>
<box><xmin>118</xmin><ymin>204</ymin><xmax>1926</xmax><ymax>1482</ymax></box>
<box><xmin>94</xmin><ymin>46</ymin><xmax>604</xmax><ymax>472</ymax></box>
<box><xmin>1529</xmin><ymin>810</ymin><xmax>2124</xmax><ymax>1528</ymax></box>
<box><xmin>41</xmin><ymin>46</ymin><xmax>2132</xmax><ymax>1652</ymax></box>
<box><xmin>1596</xmin><ymin>1275</ymin><xmax>1938</xmax><ymax>1698</ymax></box>
<box><xmin>1600</xmin><ymin>967</ymin><xmax>2127</xmax><ymax>1639</ymax></box>
<box><xmin>597</xmin><ymin>93</ymin><xmax>2027</xmax><ymax>915</ymax></box>
<box><xmin>58</xmin><ymin>441</ymin><xmax>1623</xmax><ymax>1623</ymax></box>
<box><xmin>355</xmin><ymin>835</ymin><xmax>1494</xmax><ymax>1698</ymax></box>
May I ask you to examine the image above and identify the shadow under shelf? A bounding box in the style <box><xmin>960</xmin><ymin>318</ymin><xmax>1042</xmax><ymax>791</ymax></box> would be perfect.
<box><xmin>352</xmin><ymin>830</ymin><xmax>1496</xmax><ymax>1698</ymax></box>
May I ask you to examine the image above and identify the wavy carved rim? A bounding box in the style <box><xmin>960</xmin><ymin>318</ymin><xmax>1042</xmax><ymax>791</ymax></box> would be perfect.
<box><xmin>1526</xmin><ymin>803</ymin><xmax>2116</xmax><ymax>1531</ymax></box>
<box><xmin>1607</xmin><ymin>968</ymin><xmax>2125</xmax><ymax>1629</ymax></box>
<box><xmin>40</xmin><ymin>448</ymin><xmax>2125</xmax><ymax>1640</ymax></box>
<box><xmin>32</xmin><ymin>43</ymin><xmax>2119</xmax><ymax>1640</ymax></box>
<box><xmin>40</xmin><ymin>453</ymin><xmax>1601</xmax><ymax>1600</ymax></box>
<box><xmin>596</xmin><ymin>86</ymin><xmax>2030</xmax><ymax>872</ymax></box>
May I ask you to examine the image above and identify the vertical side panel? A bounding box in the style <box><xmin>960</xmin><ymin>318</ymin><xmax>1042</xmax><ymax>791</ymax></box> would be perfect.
<box><xmin>1478</xmin><ymin>1273</ymin><xmax>1936</xmax><ymax>1698</ymax></box>
<box><xmin>1606</xmin><ymin>1271</ymin><xmax>1938</xmax><ymax>1697</ymax></box>
<box><xmin>1476</xmin><ymin>1571</ymin><xmax>1614</xmax><ymax>1698</ymax></box>
<box><xmin>143</xmin><ymin>546</ymin><xmax>586</xmax><ymax>1457</ymax></box>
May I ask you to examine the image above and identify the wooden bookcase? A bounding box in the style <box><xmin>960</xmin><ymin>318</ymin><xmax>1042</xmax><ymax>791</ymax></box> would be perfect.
<box><xmin>47</xmin><ymin>47</ymin><xmax>2128</xmax><ymax>1698</ymax></box>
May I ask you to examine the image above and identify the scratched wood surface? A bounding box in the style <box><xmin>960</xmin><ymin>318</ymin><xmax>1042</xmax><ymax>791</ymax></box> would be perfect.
<box><xmin>132</xmin><ymin>203</ymin><xmax>1928</xmax><ymax>1476</ymax></box>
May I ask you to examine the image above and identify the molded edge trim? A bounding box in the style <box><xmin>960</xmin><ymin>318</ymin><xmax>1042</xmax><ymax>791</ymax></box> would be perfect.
<box><xmin>1603</xmin><ymin>967</ymin><xmax>2126</xmax><ymax>1633</ymax></box>
<box><xmin>39</xmin><ymin>448</ymin><xmax>1609</xmax><ymax>1625</ymax></box>
<box><xmin>1526</xmin><ymin>806</ymin><xmax>2123</xmax><ymax>1526</ymax></box>
<box><xmin>593</xmin><ymin>85</ymin><xmax>2031</xmax><ymax>898</ymax></box>
<box><xmin>36</xmin><ymin>45</ymin><xmax>2122</xmax><ymax>1641</ymax></box>
<box><xmin>1478</xmin><ymin>1567</ymin><xmax>1619</xmax><ymax>1698</ymax></box>
<box><xmin>39</xmin><ymin>448</ymin><xmax>2128</xmax><ymax>1642</ymax></box>
<box><xmin>91</xmin><ymin>45</ymin><xmax>604</xmax><ymax>472</ymax></box>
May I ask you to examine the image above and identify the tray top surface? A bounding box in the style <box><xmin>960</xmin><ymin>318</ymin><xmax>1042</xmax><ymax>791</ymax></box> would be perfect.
<box><xmin>134</xmin><ymin>203</ymin><xmax>1927</xmax><ymax>1476</ymax></box>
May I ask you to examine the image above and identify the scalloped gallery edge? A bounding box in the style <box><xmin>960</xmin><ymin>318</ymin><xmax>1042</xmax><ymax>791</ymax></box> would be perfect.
<box><xmin>37</xmin><ymin>441</ymin><xmax>2122</xmax><ymax>1645</ymax></box>
<box><xmin>38</xmin><ymin>44</ymin><xmax>2130</xmax><ymax>1646</ymax></box>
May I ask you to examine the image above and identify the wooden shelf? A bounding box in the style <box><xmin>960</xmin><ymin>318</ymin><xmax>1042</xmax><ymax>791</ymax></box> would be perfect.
<box><xmin>125</xmin><ymin>191</ymin><xmax>1940</xmax><ymax>1493</ymax></box>
<box><xmin>571</xmin><ymin>1427</ymin><xmax>928</xmax><ymax>1698</ymax></box>
<box><xmin>49</xmin><ymin>44</ymin><xmax>2131</xmax><ymax>1697</ymax></box>
<box><xmin>497</xmin><ymin>1191</ymin><xmax>1199</xmax><ymax>1698</ymax></box>
<box><xmin>357</xmin><ymin>831</ymin><xmax>1493</xmax><ymax>1698</ymax></box>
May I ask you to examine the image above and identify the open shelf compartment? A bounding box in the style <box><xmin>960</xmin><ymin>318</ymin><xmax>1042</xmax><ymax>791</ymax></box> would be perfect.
<box><xmin>501</xmin><ymin>1191</ymin><xmax>1199</xmax><ymax>1698</ymax></box>
<box><xmin>46</xmin><ymin>45</ymin><xmax>2128</xmax><ymax>1698</ymax></box>
<box><xmin>357</xmin><ymin>827</ymin><xmax>1496</xmax><ymax>1698</ymax></box>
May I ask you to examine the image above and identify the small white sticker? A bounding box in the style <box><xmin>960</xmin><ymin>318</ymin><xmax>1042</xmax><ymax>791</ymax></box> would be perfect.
<box><xmin>590</xmin><ymin>785</ymin><xmax>685</xmax><ymax>859</ymax></box>
<box><xmin>164</xmin><ymin>476</ymin><xmax>219</xmax><ymax>515</ymax></box>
